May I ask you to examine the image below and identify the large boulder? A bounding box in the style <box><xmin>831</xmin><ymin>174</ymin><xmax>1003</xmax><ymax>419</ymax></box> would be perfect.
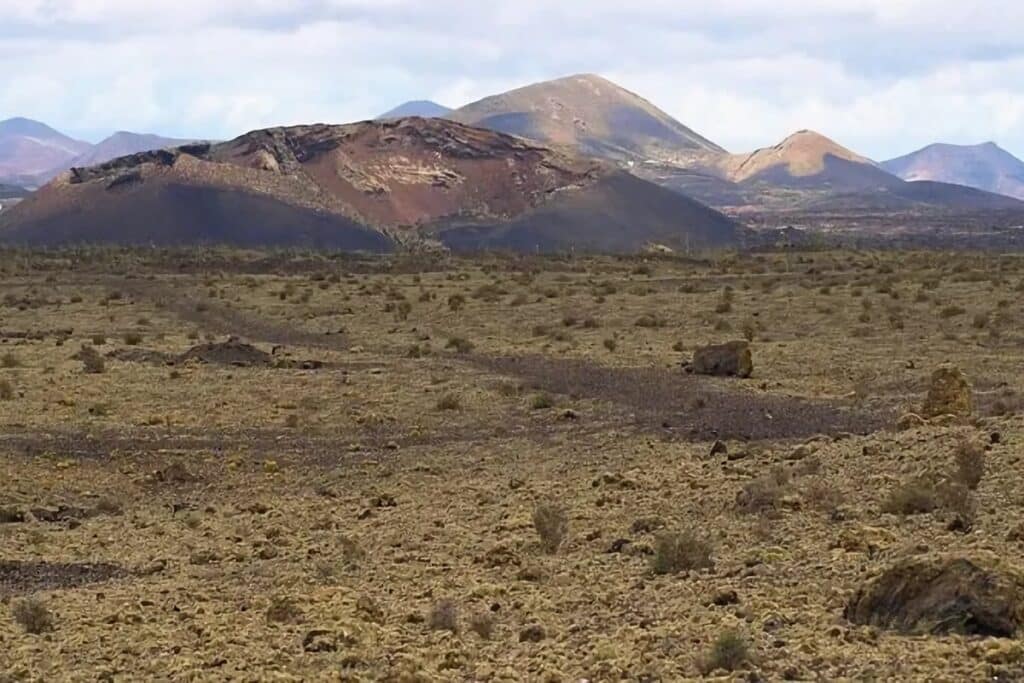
<box><xmin>690</xmin><ymin>341</ymin><xmax>753</xmax><ymax>378</ymax></box>
<box><xmin>844</xmin><ymin>555</ymin><xmax>1024</xmax><ymax>637</ymax></box>
<box><xmin>922</xmin><ymin>365</ymin><xmax>973</xmax><ymax>418</ymax></box>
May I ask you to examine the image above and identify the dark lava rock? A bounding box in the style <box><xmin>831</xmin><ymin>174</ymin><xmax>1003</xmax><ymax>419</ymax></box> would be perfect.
<box><xmin>518</xmin><ymin>624</ymin><xmax>546</xmax><ymax>642</ymax></box>
<box><xmin>690</xmin><ymin>341</ymin><xmax>753</xmax><ymax>378</ymax></box>
<box><xmin>844</xmin><ymin>555</ymin><xmax>1024</xmax><ymax>637</ymax></box>
<box><xmin>177</xmin><ymin>336</ymin><xmax>274</xmax><ymax>367</ymax></box>
<box><xmin>0</xmin><ymin>507</ymin><xmax>25</xmax><ymax>524</ymax></box>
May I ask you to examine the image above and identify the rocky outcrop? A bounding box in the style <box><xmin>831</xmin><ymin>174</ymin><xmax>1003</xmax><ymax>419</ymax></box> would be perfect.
<box><xmin>689</xmin><ymin>341</ymin><xmax>753</xmax><ymax>378</ymax></box>
<box><xmin>845</xmin><ymin>555</ymin><xmax>1024</xmax><ymax>637</ymax></box>
<box><xmin>922</xmin><ymin>365</ymin><xmax>973</xmax><ymax>418</ymax></box>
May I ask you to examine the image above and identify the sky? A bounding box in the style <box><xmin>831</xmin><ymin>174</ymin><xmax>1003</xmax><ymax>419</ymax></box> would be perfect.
<box><xmin>2</xmin><ymin>0</ymin><xmax>1023</xmax><ymax>160</ymax></box>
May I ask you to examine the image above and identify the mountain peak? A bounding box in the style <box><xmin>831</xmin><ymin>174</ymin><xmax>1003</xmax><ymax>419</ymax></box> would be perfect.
<box><xmin>726</xmin><ymin>129</ymin><xmax>874</xmax><ymax>182</ymax></box>
<box><xmin>447</xmin><ymin>73</ymin><xmax>724</xmax><ymax>161</ymax></box>
<box><xmin>882</xmin><ymin>141</ymin><xmax>1024</xmax><ymax>200</ymax></box>
<box><xmin>378</xmin><ymin>100</ymin><xmax>452</xmax><ymax>120</ymax></box>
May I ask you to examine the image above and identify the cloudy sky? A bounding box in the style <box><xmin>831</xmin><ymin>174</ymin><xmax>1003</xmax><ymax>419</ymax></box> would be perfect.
<box><xmin>2</xmin><ymin>0</ymin><xmax>1023</xmax><ymax>160</ymax></box>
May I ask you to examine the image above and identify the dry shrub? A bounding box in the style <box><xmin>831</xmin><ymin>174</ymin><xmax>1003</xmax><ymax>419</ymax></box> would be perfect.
<box><xmin>529</xmin><ymin>393</ymin><xmax>554</xmax><ymax>410</ymax></box>
<box><xmin>468</xmin><ymin>612</ymin><xmax>496</xmax><ymax>640</ymax></box>
<box><xmin>265</xmin><ymin>596</ymin><xmax>304</xmax><ymax>624</ymax></box>
<box><xmin>634</xmin><ymin>313</ymin><xmax>665</xmax><ymax>328</ymax></box>
<box><xmin>736</xmin><ymin>466</ymin><xmax>791</xmax><ymax>515</ymax></box>
<box><xmin>882</xmin><ymin>476</ymin><xmax>974</xmax><ymax>519</ymax></box>
<box><xmin>651</xmin><ymin>531</ymin><xmax>713</xmax><ymax>574</ymax></box>
<box><xmin>429</xmin><ymin>599</ymin><xmax>458</xmax><ymax>633</ymax></box>
<box><xmin>533</xmin><ymin>501</ymin><xmax>569</xmax><ymax>554</ymax></box>
<box><xmin>0</xmin><ymin>379</ymin><xmax>13</xmax><ymax>401</ymax></box>
<box><xmin>436</xmin><ymin>393</ymin><xmax>461</xmax><ymax>411</ymax></box>
<box><xmin>445</xmin><ymin>337</ymin><xmax>474</xmax><ymax>354</ymax></box>
<box><xmin>882</xmin><ymin>478</ymin><xmax>939</xmax><ymax>514</ymax></box>
<box><xmin>700</xmin><ymin>629</ymin><xmax>752</xmax><ymax>674</ymax></box>
<box><xmin>804</xmin><ymin>478</ymin><xmax>846</xmax><ymax>514</ymax></box>
<box><xmin>78</xmin><ymin>345</ymin><xmax>106</xmax><ymax>374</ymax></box>
<box><xmin>954</xmin><ymin>439</ymin><xmax>986</xmax><ymax>490</ymax></box>
<box><xmin>12</xmin><ymin>598</ymin><xmax>53</xmax><ymax>634</ymax></box>
<box><xmin>1</xmin><ymin>352</ymin><xmax>19</xmax><ymax>368</ymax></box>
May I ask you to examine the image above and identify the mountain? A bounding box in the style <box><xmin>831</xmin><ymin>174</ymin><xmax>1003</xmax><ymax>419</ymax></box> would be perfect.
<box><xmin>447</xmin><ymin>73</ymin><xmax>724</xmax><ymax>163</ymax></box>
<box><xmin>882</xmin><ymin>142</ymin><xmax>1024</xmax><ymax>201</ymax></box>
<box><xmin>378</xmin><ymin>101</ymin><xmax>451</xmax><ymax>119</ymax></box>
<box><xmin>0</xmin><ymin>117</ymin><xmax>741</xmax><ymax>253</ymax></box>
<box><xmin>70</xmin><ymin>132</ymin><xmax>194</xmax><ymax>169</ymax></box>
<box><xmin>0</xmin><ymin>117</ymin><xmax>91</xmax><ymax>187</ymax></box>
<box><xmin>639</xmin><ymin>129</ymin><xmax>1024</xmax><ymax>213</ymax></box>
<box><xmin>719</xmin><ymin>130</ymin><xmax>897</xmax><ymax>189</ymax></box>
<box><xmin>0</xmin><ymin>183</ymin><xmax>28</xmax><ymax>200</ymax></box>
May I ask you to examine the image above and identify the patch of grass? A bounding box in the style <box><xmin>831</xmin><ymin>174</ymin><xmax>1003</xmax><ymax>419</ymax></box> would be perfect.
<box><xmin>529</xmin><ymin>392</ymin><xmax>554</xmax><ymax>410</ymax></box>
<box><xmin>123</xmin><ymin>332</ymin><xmax>143</xmax><ymax>346</ymax></box>
<box><xmin>428</xmin><ymin>599</ymin><xmax>459</xmax><ymax>633</ymax></box>
<box><xmin>445</xmin><ymin>337</ymin><xmax>474</xmax><ymax>354</ymax></box>
<box><xmin>12</xmin><ymin>597</ymin><xmax>54</xmax><ymax>634</ymax></box>
<box><xmin>468</xmin><ymin>612</ymin><xmax>496</xmax><ymax>640</ymax></box>
<box><xmin>78</xmin><ymin>345</ymin><xmax>106</xmax><ymax>374</ymax></box>
<box><xmin>634</xmin><ymin>313</ymin><xmax>665</xmax><ymax>328</ymax></box>
<box><xmin>1</xmin><ymin>352</ymin><xmax>20</xmax><ymax>368</ymax></box>
<box><xmin>0</xmin><ymin>379</ymin><xmax>13</xmax><ymax>401</ymax></box>
<box><xmin>532</xmin><ymin>500</ymin><xmax>569</xmax><ymax>554</ymax></box>
<box><xmin>651</xmin><ymin>531</ymin><xmax>714</xmax><ymax>574</ymax></box>
<box><xmin>447</xmin><ymin>294</ymin><xmax>466</xmax><ymax>311</ymax></box>
<box><xmin>700</xmin><ymin>629</ymin><xmax>752</xmax><ymax>674</ymax></box>
<box><xmin>436</xmin><ymin>393</ymin><xmax>461</xmax><ymax>411</ymax></box>
<box><xmin>953</xmin><ymin>439</ymin><xmax>986</xmax><ymax>490</ymax></box>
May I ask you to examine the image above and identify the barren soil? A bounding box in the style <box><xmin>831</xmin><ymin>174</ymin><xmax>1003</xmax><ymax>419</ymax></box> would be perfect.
<box><xmin>1</xmin><ymin>248</ymin><xmax>1023</xmax><ymax>680</ymax></box>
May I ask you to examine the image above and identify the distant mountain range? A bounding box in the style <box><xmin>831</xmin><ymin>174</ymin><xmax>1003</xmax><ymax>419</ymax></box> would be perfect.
<box><xmin>3</xmin><ymin>72</ymin><xmax>1024</xmax><ymax>250</ymax></box>
<box><xmin>882</xmin><ymin>142</ymin><xmax>1024</xmax><ymax>201</ymax></box>
<box><xmin>0</xmin><ymin>118</ymin><xmax>740</xmax><ymax>252</ymax></box>
<box><xmin>637</xmin><ymin>130</ymin><xmax>1024</xmax><ymax>212</ymax></box>
<box><xmin>0</xmin><ymin>118</ymin><xmax>193</xmax><ymax>189</ymax></box>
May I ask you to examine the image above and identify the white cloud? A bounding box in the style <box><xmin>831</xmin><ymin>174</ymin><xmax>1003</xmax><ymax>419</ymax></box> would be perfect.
<box><xmin>0</xmin><ymin>0</ymin><xmax>1021</xmax><ymax>160</ymax></box>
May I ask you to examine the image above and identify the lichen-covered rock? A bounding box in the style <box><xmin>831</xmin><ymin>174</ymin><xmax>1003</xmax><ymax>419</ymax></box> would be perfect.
<box><xmin>690</xmin><ymin>341</ymin><xmax>753</xmax><ymax>378</ymax></box>
<box><xmin>922</xmin><ymin>366</ymin><xmax>973</xmax><ymax>418</ymax></box>
<box><xmin>844</xmin><ymin>555</ymin><xmax>1024</xmax><ymax>636</ymax></box>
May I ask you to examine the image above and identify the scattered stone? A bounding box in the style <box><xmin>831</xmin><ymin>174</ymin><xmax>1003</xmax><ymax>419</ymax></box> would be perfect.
<box><xmin>922</xmin><ymin>366</ymin><xmax>973</xmax><ymax>418</ymax></box>
<box><xmin>369</xmin><ymin>494</ymin><xmax>397</xmax><ymax>508</ymax></box>
<box><xmin>896</xmin><ymin>413</ymin><xmax>927</xmax><ymax>431</ymax></box>
<box><xmin>189</xmin><ymin>550</ymin><xmax>220</xmax><ymax>566</ymax></box>
<box><xmin>690</xmin><ymin>341</ymin><xmax>753</xmax><ymax>378</ymax></box>
<box><xmin>607</xmin><ymin>538</ymin><xmax>632</xmax><ymax>554</ymax></box>
<box><xmin>785</xmin><ymin>444</ymin><xmax>817</xmax><ymax>461</ymax></box>
<box><xmin>834</xmin><ymin>526</ymin><xmax>897</xmax><ymax>555</ymax></box>
<box><xmin>516</xmin><ymin>565</ymin><xmax>545</xmax><ymax>582</ymax></box>
<box><xmin>155</xmin><ymin>462</ymin><xmax>199</xmax><ymax>484</ymax></box>
<box><xmin>138</xmin><ymin>559</ymin><xmax>167</xmax><ymax>576</ymax></box>
<box><xmin>710</xmin><ymin>589</ymin><xmax>740</xmax><ymax>606</ymax></box>
<box><xmin>518</xmin><ymin>624</ymin><xmax>546</xmax><ymax>643</ymax></box>
<box><xmin>178</xmin><ymin>336</ymin><xmax>274</xmax><ymax>367</ymax></box>
<box><xmin>844</xmin><ymin>555</ymin><xmax>1024</xmax><ymax>636</ymax></box>
<box><xmin>0</xmin><ymin>506</ymin><xmax>25</xmax><ymax>524</ymax></box>
<box><xmin>356</xmin><ymin>594</ymin><xmax>384</xmax><ymax>623</ymax></box>
<box><xmin>302</xmin><ymin>629</ymin><xmax>338</xmax><ymax>653</ymax></box>
<box><xmin>631</xmin><ymin>516</ymin><xmax>666</xmax><ymax>534</ymax></box>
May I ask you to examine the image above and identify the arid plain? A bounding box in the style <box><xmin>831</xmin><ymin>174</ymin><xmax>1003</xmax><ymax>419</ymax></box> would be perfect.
<box><xmin>2</xmin><ymin>248</ymin><xmax>1023</xmax><ymax>681</ymax></box>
